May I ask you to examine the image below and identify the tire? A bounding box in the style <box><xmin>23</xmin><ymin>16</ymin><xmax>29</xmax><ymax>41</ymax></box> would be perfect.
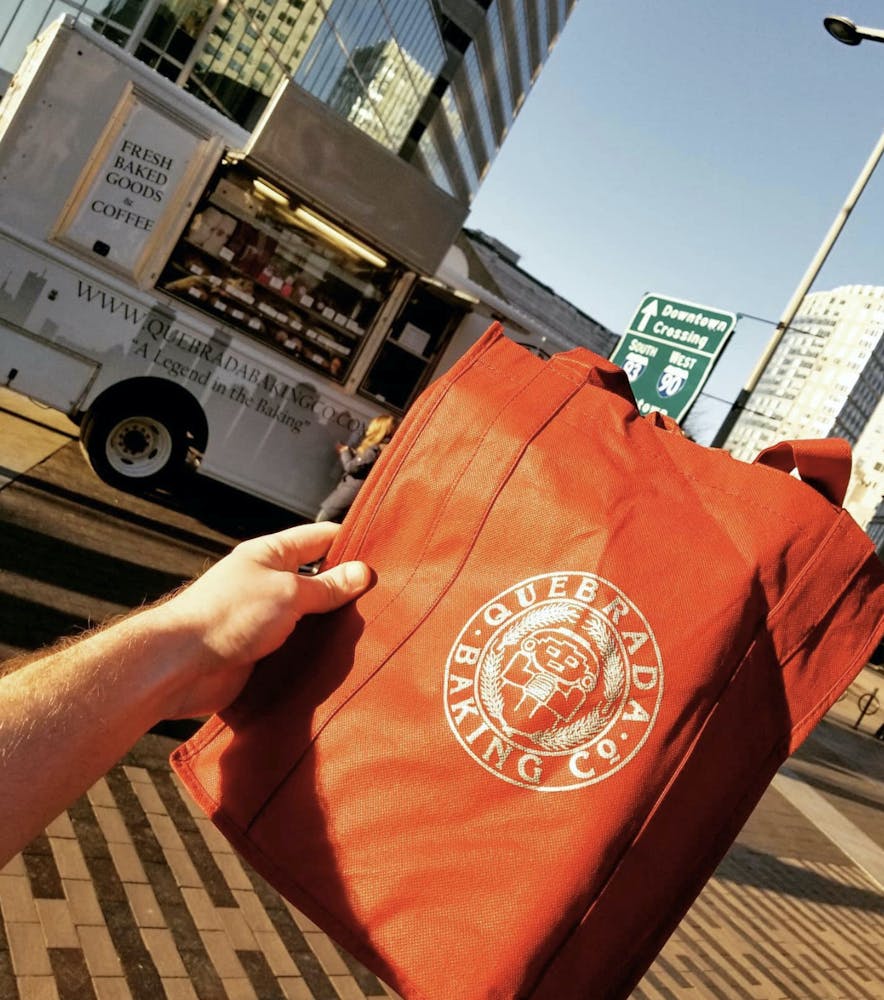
<box><xmin>82</xmin><ymin>398</ymin><xmax>189</xmax><ymax>492</ymax></box>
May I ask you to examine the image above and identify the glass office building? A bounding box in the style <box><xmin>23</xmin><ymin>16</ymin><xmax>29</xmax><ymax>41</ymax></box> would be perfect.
<box><xmin>0</xmin><ymin>0</ymin><xmax>577</xmax><ymax>201</ymax></box>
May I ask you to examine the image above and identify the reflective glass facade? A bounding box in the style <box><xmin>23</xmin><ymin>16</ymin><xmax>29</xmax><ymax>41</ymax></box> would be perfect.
<box><xmin>0</xmin><ymin>0</ymin><xmax>577</xmax><ymax>200</ymax></box>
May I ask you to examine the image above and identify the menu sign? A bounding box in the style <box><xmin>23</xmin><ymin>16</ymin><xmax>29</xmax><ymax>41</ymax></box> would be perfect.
<box><xmin>56</xmin><ymin>91</ymin><xmax>207</xmax><ymax>275</ymax></box>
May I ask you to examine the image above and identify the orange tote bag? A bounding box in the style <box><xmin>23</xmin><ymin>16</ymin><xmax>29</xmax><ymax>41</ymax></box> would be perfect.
<box><xmin>173</xmin><ymin>324</ymin><xmax>884</xmax><ymax>1000</ymax></box>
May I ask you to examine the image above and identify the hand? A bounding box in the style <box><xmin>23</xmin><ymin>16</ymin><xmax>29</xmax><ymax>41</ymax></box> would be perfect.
<box><xmin>156</xmin><ymin>522</ymin><xmax>371</xmax><ymax>719</ymax></box>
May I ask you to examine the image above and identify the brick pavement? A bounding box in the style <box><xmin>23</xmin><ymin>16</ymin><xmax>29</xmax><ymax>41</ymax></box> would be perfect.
<box><xmin>1</xmin><ymin>715</ymin><xmax>882</xmax><ymax>1000</ymax></box>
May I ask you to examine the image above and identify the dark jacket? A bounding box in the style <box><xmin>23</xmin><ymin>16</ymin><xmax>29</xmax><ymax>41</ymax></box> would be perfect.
<box><xmin>317</xmin><ymin>443</ymin><xmax>384</xmax><ymax>521</ymax></box>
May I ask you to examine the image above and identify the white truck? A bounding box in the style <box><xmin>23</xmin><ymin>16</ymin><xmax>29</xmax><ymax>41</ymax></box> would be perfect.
<box><xmin>0</xmin><ymin>16</ymin><xmax>485</xmax><ymax>516</ymax></box>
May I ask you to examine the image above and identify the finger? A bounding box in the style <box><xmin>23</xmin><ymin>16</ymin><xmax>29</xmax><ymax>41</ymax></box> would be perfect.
<box><xmin>255</xmin><ymin>522</ymin><xmax>341</xmax><ymax>570</ymax></box>
<box><xmin>297</xmin><ymin>561</ymin><xmax>372</xmax><ymax>616</ymax></box>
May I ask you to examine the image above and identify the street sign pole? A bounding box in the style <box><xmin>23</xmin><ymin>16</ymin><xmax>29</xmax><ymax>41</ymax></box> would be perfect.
<box><xmin>610</xmin><ymin>293</ymin><xmax>736</xmax><ymax>426</ymax></box>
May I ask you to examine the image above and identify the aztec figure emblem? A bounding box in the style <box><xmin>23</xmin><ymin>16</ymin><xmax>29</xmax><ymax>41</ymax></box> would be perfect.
<box><xmin>445</xmin><ymin>573</ymin><xmax>663</xmax><ymax>791</ymax></box>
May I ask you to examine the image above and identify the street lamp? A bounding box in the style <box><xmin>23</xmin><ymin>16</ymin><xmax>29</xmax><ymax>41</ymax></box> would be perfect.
<box><xmin>824</xmin><ymin>15</ymin><xmax>884</xmax><ymax>45</ymax></box>
<box><xmin>711</xmin><ymin>16</ymin><xmax>884</xmax><ymax>449</ymax></box>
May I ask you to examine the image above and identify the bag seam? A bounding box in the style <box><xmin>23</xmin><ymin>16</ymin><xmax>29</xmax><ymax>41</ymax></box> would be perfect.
<box><xmin>785</xmin><ymin>554</ymin><xmax>883</xmax><ymax>740</ymax></box>
<box><xmin>320</xmin><ymin>351</ymin><xmax>588</xmax><ymax>657</ymax></box>
<box><xmin>338</xmin><ymin>328</ymin><xmax>510</xmax><ymax>560</ymax></box>
<box><xmin>519</xmin><ymin>627</ymin><xmax>764</xmax><ymax>996</ymax></box>
<box><xmin>608</xmin><ymin>732</ymin><xmax>789</xmax><ymax>999</ymax></box>
<box><xmin>526</xmin><ymin>522</ymin><xmax>875</xmax><ymax>996</ymax></box>
<box><xmin>764</xmin><ymin>511</ymin><xmax>851</xmax><ymax>664</ymax></box>
<box><xmin>338</xmin><ymin>343</ymin><xmax>570</xmax><ymax>570</ymax></box>
<box><xmin>245</xmin><ymin>363</ymin><xmax>587</xmax><ymax>833</ymax></box>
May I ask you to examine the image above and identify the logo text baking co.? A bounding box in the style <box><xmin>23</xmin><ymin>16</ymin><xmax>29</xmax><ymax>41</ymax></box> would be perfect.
<box><xmin>445</xmin><ymin>573</ymin><xmax>663</xmax><ymax>792</ymax></box>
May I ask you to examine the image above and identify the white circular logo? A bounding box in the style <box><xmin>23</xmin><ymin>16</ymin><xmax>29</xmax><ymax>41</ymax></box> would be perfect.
<box><xmin>444</xmin><ymin>573</ymin><xmax>663</xmax><ymax>791</ymax></box>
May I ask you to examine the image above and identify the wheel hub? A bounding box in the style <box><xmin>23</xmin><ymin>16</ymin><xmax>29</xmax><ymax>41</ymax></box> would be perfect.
<box><xmin>106</xmin><ymin>415</ymin><xmax>173</xmax><ymax>478</ymax></box>
<box><xmin>119</xmin><ymin>426</ymin><xmax>152</xmax><ymax>457</ymax></box>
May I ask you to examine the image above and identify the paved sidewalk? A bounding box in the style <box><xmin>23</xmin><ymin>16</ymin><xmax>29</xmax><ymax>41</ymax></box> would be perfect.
<box><xmin>0</xmin><ymin>388</ymin><xmax>77</xmax><ymax>491</ymax></box>
<box><xmin>633</xmin><ymin>714</ymin><xmax>884</xmax><ymax>1000</ymax></box>
<box><xmin>1</xmin><ymin>707</ymin><xmax>882</xmax><ymax>1000</ymax></box>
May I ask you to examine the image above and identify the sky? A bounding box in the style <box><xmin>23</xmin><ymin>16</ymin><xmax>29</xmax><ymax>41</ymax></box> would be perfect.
<box><xmin>466</xmin><ymin>0</ymin><xmax>884</xmax><ymax>443</ymax></box>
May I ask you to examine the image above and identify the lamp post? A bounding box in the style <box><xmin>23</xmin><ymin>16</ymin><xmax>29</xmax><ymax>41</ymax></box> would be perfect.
<box><xmin>823</xmin><ymin>15</ymin><xmax>884</xmax><ymax>45</ymax></box>
<box><xmin>711</xmin><ymin>16</ymin><xmax>884</xmax><ymax>448</ymax></box>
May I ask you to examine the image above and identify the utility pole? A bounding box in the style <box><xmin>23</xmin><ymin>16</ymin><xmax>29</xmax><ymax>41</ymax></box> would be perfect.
<box><xmin>712</xmin><ymin>128</ymin><xmax>884</xmax><ymax>449</ymax></box>
<box><xmin>712</xmin><ymin>13</ymin><xmax>884</xmax><ymax>450</ymax></box>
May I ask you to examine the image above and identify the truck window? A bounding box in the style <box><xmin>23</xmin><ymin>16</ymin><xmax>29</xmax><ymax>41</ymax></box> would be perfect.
<box><xmin>360</xmin><ymin>283</ymin><xmax>466</xmax><ymax>411</ymax></box>
<box><xmin>158</xmin><ymin>162</ymin><xmax>399</xmax><ymax>383</ymax></box>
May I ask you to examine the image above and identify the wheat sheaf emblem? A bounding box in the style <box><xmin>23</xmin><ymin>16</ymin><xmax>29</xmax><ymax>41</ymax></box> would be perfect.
<box><xmin>480</xmin><ymin>602</ymin><xmax>625</xmax><ymax>753</ymax></box>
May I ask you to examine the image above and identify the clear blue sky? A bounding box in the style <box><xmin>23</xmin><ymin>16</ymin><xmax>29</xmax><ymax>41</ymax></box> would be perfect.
<box><xmin>466</xmin><ymin>0</ymin><xmax>884</xmax><ymax>443</ymax></box>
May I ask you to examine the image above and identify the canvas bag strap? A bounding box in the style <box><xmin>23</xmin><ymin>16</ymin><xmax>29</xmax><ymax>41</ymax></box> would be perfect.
<box><xmin>302</xmin><ymin>335</ymin><xmax>618</xmax><ymax>724</ymax></box>
<box><xmin>548</xmin><ymin>346</ymin><xmax>639</xmax><ymax>408</ymax></box>
<box><xmin>753</xmin><ymin>438</ymin><xmax>852</xmax><ymax>506</ymax></box>
<box><xmin>549</xmin><ymin>351</ymin><xmax>851</xmax><ymax>507</ymax></box>
<box><xmin>337</xmin><ymin>339</ymin><xmax>637</xmax><ymax>575</ymax></box>
<box><xmin>329</xmin><ymin>324</ymin><xmax>514</xmax><ymax>566</ymax></box>
<box><xmin>332</xmin><ymin>330</ymin><xmax>635</xmax><ymax>580</ymax></box>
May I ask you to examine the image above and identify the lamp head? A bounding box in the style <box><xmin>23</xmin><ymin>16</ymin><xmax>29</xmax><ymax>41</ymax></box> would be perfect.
<box><xmin>824</xmin><ymin>15</ymin><xmax>862</xmax><ymax>45</ymax></box>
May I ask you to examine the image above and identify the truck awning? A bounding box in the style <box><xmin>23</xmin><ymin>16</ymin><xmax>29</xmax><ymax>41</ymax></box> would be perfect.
<box><xmin>242</xmin><ymin>81</ymin><xmax>469</xmax><ymax>277</ymax></box>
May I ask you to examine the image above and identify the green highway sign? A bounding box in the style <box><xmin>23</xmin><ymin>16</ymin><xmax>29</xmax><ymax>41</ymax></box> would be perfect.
<box><xmin>610</xmin><ymin>293</ymin><xmax>737</xmax><ymax>424</ymax></box>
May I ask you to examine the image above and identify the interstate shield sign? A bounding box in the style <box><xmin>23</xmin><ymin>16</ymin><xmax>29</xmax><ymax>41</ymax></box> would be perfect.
<box><xmin>610</xmin><ymin>294</ymin><xmax>736</xmax><ymax>424</ymax></box>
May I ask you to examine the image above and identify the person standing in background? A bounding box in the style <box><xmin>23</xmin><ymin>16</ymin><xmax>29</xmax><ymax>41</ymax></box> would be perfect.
<box><xmin>316</xmin><ymin>414</ymin><xmax>397</xmax><ymax>523</ymax></box>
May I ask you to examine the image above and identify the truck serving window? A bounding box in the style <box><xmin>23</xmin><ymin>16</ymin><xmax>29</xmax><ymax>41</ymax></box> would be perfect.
<box><xmin>360</xmin><ymin>283</ymin><xmax>466</xmax><ymax>411</ymax></box>
<box><xmin>159</xmin><ymin>164</ymin><xmax>398</xmax><ymax>383</ymax></box>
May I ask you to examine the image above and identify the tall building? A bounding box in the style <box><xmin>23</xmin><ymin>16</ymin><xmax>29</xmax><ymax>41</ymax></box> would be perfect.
<box><xmin>326</xmin><ymin>37</ymin><xmax>434</xmax><ymax>151</ymax></box>
<box><xmin>722</xmin><ymin>284</ymin><xmax>884</xmax><ymax>530</ymax></box>
<box><xmin>839</xmin><ymin>339</ymin><xmax>884</xmax><ymax>533</ymax></box>
<box><xmin>0</xmin><ymin>0</ymin><xmax>576</xmax><ymax>202</ymax></box>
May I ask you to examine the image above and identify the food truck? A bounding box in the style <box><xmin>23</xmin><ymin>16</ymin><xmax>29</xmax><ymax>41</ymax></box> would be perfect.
<box><xmin>0</xmin><ymin>16</ymin><xmax>489</xmax><ymax>515</ymax></box>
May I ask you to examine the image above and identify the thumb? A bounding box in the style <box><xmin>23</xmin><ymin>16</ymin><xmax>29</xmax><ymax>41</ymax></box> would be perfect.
<box><xmin>297</xmin><ymin>560</ymin><xmax>373</xmax><ymax>616</ymax></box>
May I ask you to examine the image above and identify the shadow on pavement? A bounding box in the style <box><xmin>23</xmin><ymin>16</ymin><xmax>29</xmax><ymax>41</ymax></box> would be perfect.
<box><xmin>0</xmin><ymin>592</ymin><xmax>90</xmax><ymax>663</ymax></box>
<box><xmin>784</xmin><ymin>759</ymin><xmax>884</xmax><ymax>816</ymax></box>
<box><xmin>797</xmin><ymin>719</ymin><xmax>884</xmax><ymax>783</ymax></box>
<box><xmin>11</xmin><ymin>439</ymin><xmax>304</xmax><ymax>545</ymax></box>
<box><xmin>717</xmin><ymin>842</ymin><xmax>884</xmax><ymax>910</ymax></box>
<box><xmin>10</xmin><ymin>470</ymin><xmax>244</xmax><ymax>553</ymax></box>
<box><xmin>0</xmin><ymin>520</ymin><xmax>187</xmax><ymax>606</ymax></box>
<box><xmin>145</xmin><ymin>475</ymin><xmax>305</xmax><ymax>539</ymax></box>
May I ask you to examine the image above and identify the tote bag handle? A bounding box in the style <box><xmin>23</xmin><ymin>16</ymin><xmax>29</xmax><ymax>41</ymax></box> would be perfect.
<box><xmin>554</xmin><ymin>348</ymin><xmax>852</xmax><ymax>505</ymax></box>
<box><xmin>753</xmin><ymin>438</ymin><xmax>852</xmax><ymax>506</ymax></box>
<box><xmin>548</xmin><ymin>347</ymin><xmax>638</xmax><ymax>406</ymax></box>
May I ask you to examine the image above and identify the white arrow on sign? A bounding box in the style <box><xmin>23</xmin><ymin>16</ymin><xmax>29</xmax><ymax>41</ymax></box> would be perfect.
<box><xmin>636</xmin><ymin>299</ymin><xmax>658</xmax><ymax>333</ymax></box>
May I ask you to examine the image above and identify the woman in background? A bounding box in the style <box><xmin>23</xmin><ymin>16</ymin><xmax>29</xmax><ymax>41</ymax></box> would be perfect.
<box><xmin>316</xmin><ymin>414</ymin><xmax>397</xmax><ymax>523</ymax></box>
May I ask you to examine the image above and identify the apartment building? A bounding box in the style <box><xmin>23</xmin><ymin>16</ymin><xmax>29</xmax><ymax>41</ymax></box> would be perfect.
<box><xmin>722</xmin><ymin>284</ymin><xmax>884</xmax><ymax>530</ymax></box>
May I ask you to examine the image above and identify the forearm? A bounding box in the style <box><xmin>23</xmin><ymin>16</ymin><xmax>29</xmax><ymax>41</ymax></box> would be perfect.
<box><xmin>0</xmin><ymin>522</ymin><xmax>371</xmax><ymax>867</ymax></box>
<box><xmin>0</xmin><ymin>603</ymin><xmax>198</xmax><ymax>864</ymax></box>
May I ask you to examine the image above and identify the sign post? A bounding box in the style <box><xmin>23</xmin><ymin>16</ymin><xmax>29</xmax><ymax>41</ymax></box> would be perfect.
<box><xmin>610</xmin><ymin>293</ymin><xmax>736</xmax><ymax>424</ymax></box>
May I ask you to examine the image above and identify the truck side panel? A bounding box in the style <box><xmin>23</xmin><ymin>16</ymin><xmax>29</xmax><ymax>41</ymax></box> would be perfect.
<box><xmin>0</xmin><ymin>230</ymin><xmax>383</xmax><ymax>515</ymax></box>
<box><xmin>0</xmin><ymin>19</ymin><xmax>244</xmax><ymax>247</ymax></box>
<box><xmin>0</xmin><ymin>328</ymin><xmax>97</xmax><ymax>413</ymax></box>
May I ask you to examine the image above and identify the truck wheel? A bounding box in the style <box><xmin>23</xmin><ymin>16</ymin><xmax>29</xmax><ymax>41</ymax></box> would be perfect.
<box><xmin>82</xmin><ymin>400</ymin><xmax>189</xmax><ymax>492</ymax></box>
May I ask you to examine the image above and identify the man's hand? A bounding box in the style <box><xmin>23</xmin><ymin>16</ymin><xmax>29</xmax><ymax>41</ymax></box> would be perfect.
<box><xmin>0</xmin><ymin>522</ymin><xmax>370</xmax><ymax>866</ymax></box>
<box><xmin>157</xmin><ymin>521</ymin><xmax>371</xmax><ymax>719</ymax></box>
